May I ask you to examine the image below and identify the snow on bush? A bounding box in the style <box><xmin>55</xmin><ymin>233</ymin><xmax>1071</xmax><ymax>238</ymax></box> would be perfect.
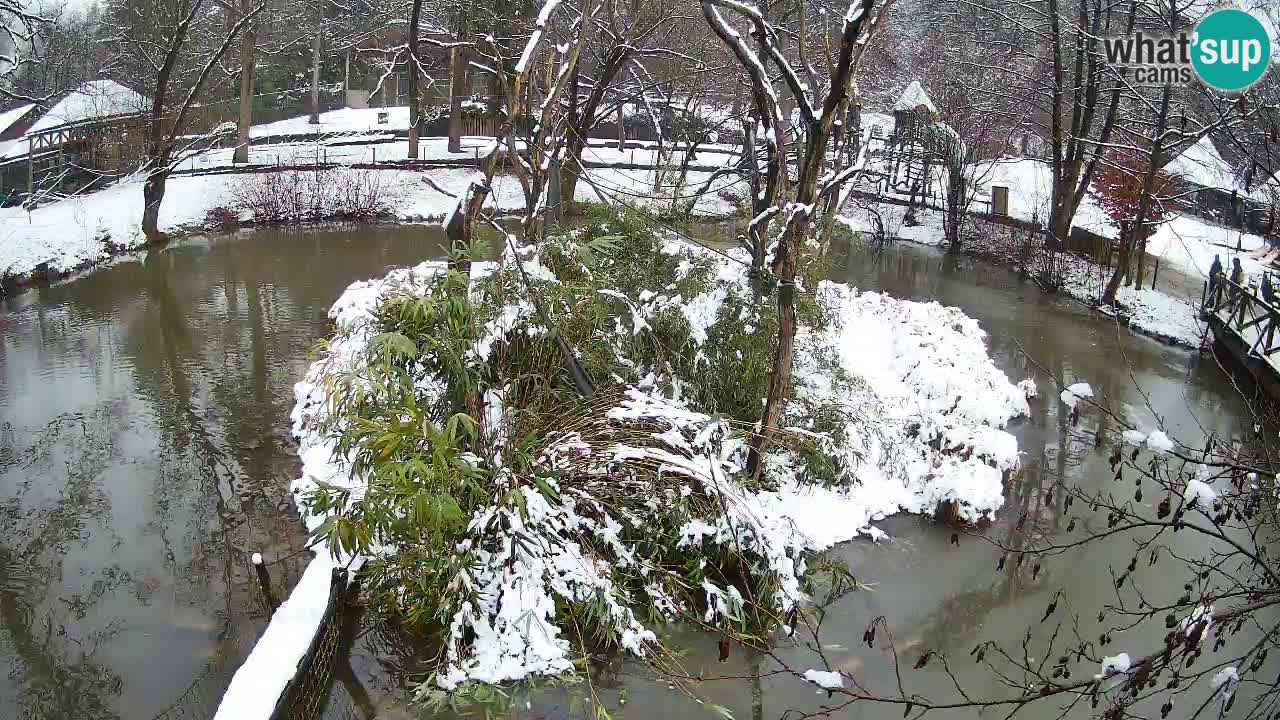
<box><xmin>1060</xmin><ymin>382</ymin><xmax>1093</xmax><ymax>409</ymax></box>
<box><xmin>804</xmin><ymin>669</ymin><xmax>845</xmax><ymax>690</ymax></box>
<box><xmin>284</xmin><ymin>216</ymin><xmax>1028</xmax><ymax>691</ymax></box>
<box><xmin>1144</xmin><ymin>430</ymin><xmax>1174</xmax><ymax>454</ymax></box>
<box><xmin>1120</xmin><ymin>428</ymin><xmax>1175</xmax><ymax>454</ymax></box>
<box><xmin>1097</xmin><ymin>652</ymin><xmax>1132</xmax><ymax>679</ymax></box>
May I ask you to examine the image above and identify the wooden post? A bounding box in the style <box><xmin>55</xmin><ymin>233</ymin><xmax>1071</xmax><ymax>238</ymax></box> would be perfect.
<box><xmin>1151</xmin><ymin>256</ymin><xmax>1160</xmax><ymax>290</ymax></box>
<box><xmin>617</xmin><ymin>104</ymin><xmax>626</xmax><ymax>151</ymax></box>
<box><xmin>448</xmin><ymin>47</ymin><xmax>464</xmax><ymax>153</ymax></box>
<box><xmin>252</xmin><ymin>552</ymin><xmax>279</xmax><ymax>612</ymax></box>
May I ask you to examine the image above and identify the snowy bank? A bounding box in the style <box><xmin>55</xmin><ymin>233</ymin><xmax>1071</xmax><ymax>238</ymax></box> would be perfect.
<box><xmin>269</xmin><ymin>222</ymin><xmax>1028</xmax><ymax>692</ymax></box>
<box><xmin>838</xmin><ymin>200</ymin><xmax>1207</xmax><ymax>348</ymax></box>
<box><xmin>0</xmin><ymin>163</ymin><xmax>744</xmax><ymax>283</ymax></box>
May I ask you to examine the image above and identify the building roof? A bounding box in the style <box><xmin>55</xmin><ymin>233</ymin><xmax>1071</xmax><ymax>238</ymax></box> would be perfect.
<box><xmin>0</xmin><ymin>103</ymin><xmax>36</xmax><ymax>137</ymax></box>
<box><xmin>893</xmin><ymin>81</ymin><xmax>937</xmax><ymax>114</ymax></box>
<box><xmin>1165</xmin><ymin>135</ymin><xmax>1235</xmax><ymax>192</ymax></box>
<box><xmin>25</xmin><ymin>80</ymin><xmax>150</xmax><ymax>135</ymax></box>
<box><xmin>1165</xmin><ymin>134</ymin><xmax>1279</xmax><ymax>204</ymax></box>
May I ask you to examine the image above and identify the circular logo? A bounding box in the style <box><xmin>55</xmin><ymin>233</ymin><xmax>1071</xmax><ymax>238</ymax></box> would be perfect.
<box><xmin>1192</xmin><ymin>9</ymin><xmax>1273</xmax><ymax>92</ymax></box>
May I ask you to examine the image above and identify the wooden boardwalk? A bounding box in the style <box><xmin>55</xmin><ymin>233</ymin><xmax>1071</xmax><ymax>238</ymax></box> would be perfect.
<box><xmin>1202</xmin><ymin>277</ymin><xmax>1280</xmax><ymax>398</ymax></box>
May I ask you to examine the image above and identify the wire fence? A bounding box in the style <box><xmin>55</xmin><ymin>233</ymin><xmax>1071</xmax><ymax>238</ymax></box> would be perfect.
<box><xmin>267</xmin><ymin>568</ymin><xmax>353</xmax><ymax>720</ymax></box>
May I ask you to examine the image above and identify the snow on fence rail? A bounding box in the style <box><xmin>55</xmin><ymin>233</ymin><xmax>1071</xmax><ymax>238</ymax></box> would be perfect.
<box><xmin>212</xmin><ymin>558</ymin><xmax>355</xmax><ymax>720</ymax></box>
<box><xmin>211</xmin><ymin>550</ymin><xmax>343</xmax><ymax>713</ymax></box>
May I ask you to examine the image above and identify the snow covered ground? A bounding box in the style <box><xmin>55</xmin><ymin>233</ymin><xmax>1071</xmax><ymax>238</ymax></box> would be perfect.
<box><xmin>1057</xmin><ymin>254</ymin><xmax>1205</xmax><ymax>347</ymax></box>
<box><xmin>838</xmin><ymin>156</ymin><xmax>1260</xmax><ymax>347</ymax></box>
<box><xmin>2</xmin><ymin>105</ymin><xmax>750</xmax><ymax>283</ymax></box>
<box><xmin>0</xmin><ymin>162</ymin><xmax>745</xmax><ymax>282</ymax></box>
<box><xmin>219</xmin><ymin>231</ymin><xmax>1031</xmax><ymax>704</ymax></box>
<box><xmin>975</xmin><ymin>157</ymin><xmax>1268</xmax><ymax>281</ymax></box>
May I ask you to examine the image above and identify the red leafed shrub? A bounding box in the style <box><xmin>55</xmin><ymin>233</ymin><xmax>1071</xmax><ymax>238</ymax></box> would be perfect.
<box><xmin>1091</xmin><ymin>147</ymin><xmax>1179</xmax><ymax>228</ymax></box>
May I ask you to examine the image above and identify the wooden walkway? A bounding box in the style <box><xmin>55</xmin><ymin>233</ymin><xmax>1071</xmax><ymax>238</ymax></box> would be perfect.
<box><xmin>1202</xmin><ymin>277</ymin><xmax>1280</xmax><ymax>398</ymax></box>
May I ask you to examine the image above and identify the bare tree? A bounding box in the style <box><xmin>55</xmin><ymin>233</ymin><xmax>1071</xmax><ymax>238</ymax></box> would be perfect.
<box><xmin>104</xmin><ymin>0</ymin><xmax>264</xmax><ymax>241</ymax></box>
<box><xmin>0</xmin><ymin>0</ymin><xmax>53</xmax><ymax>102</ymax></box>
<box><xmin>558</xmin><ymin>0</ymin><xmax>683</xmax><ymax>208</ymax></box>
<box><xmin>701</xmin><ymin>0</ymin><xmax>889</xmax><ymax>477</ymax></box>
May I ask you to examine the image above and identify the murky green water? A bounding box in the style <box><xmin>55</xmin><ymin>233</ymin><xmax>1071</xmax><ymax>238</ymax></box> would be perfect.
<box><xmin>0</xmin><ymin>226</ymin><xmax>1264</xmax><ymax>720</ymax></box>
<box><xmin>0</xmin><ymin>225</ymin><xmax>446</xmax><ymax>720</ymax></box>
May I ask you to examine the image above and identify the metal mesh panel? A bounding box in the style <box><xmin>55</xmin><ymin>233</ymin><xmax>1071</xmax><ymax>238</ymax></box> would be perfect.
<box><xmin>269</xmin><ymin>568</ymin><xmax>351</xmax><ymax>720</ymax></box>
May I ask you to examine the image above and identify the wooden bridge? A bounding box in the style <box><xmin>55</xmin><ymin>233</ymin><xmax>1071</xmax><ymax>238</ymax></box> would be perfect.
<box><xmin>1202</xmin><ymin>277</ymin><xmax>1280</xmax><ymax>399</ymax></box>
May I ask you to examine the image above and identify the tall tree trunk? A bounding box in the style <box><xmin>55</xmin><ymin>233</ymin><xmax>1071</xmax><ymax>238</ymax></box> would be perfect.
<box><xmin>407</xmin><ymin>0</ymin><xmax>422</xmax><ymax>158</ymax></box>
<box><xmin>1134</xmin><ymin>234</ymin><xmax>1147</xmax><ymax>288</ymax></box>
<box><xmin>142</xmin><ymin>166</ymin><xmax>168</xmax><ymax>242</ymax></box>
<box><xmin>1104</xmin><ymin>223</ymin><xmax>1132</xmax><ymax>303</ymax></box>
<box><xmin>308</xmin><ymin>8</ymin><xmax>322</xmax><ymax>124</ymax></box>
<box><xmin>448</xmin><ymin>47</ymin><xmax>464</xmax><ymax>153</ymax></box>
<box><xmin>1103</xmin><ymin>82</ymin><xmax>1171</xmax><ymax>305</ymax></box>
<box><xmin>616</xmin><ymin>103</ymin><xmax>626</xmax><ymax>150</ymax></box>
<box><xmin>233</xmin><ymin>5</ymin><xmax>255</xmax><ymax>164</ymax></box>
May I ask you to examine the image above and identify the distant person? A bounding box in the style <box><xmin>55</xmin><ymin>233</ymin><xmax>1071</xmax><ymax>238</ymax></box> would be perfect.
<box><xmin>1209</xmin><ymin>254</ymin><xmax>1223</xmax><ymax>307</ymax></box>
<box><xmin>1231</xmin><ymin>258</ymin><xmax>1247</xmax><ymax>325</ymax></box>
<box><xmin>1263</xmin><ymin>272</ymin><xmax>1275</xmax><ymax>305</ymax></box>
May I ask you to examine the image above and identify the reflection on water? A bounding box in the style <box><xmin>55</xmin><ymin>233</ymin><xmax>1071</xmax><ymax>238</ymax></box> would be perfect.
<box><xmin>0</xmin><ymin>224</ymin><xmax>447</xmax><ymax>719</ymax></box>
<box><xmin>4</xmin><ymin>222</ymin><xmax>1255</xmax><ymax>719</ymax></box>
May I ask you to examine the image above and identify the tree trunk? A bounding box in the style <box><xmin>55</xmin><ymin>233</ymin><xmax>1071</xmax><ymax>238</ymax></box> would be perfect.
<box><xmin>743</xmin><ymin>114</ymin><xmax>765</xmax><ymax>274</ymax></box>
<box><xmin>233</xmin><ymin>11</ymin><xmax>256</xmax><ymax>164</ymax></box>
<box><xmin>1102</xmin><ymin>227</ymin><xmax>1130</xmax><ymax>304</ymax></box>
<box><xmin>407</xmin><ymin>0</ymin><xmax>422</xmax><ymax>159</ymax></box>
<box><xmin>308</xmin><ymin>10</ymin><xmax>322</xmax><ymax>124</ymax></box>
<box><xmin>142</xmin><ymin>167</ymin><xmax>168</xmax><ymax>242</ymax></box>
<box><xmin>616</xmin><ymin>103</ymin><xmax>625</xmax><ymax>150</ymax></box>
<box><xmin>754</xmin><ymin>226</ymin><xmax>800</xmax><ymax>480</ymax></box>
<box><xmin>448</xmin><ymin>47</ymin><xmax>464</xmax><ymax>153</ymax></box>
<box><xmin>1047</xmin><ymin>187</ymin><xmax>1072</xmax><ymax>250</ymax></box>
<box><xmin>561</xmin><ymin>133</ymin><xmax>586</xmax><ymax>212</ymax></box>
<box><xmin>1134</xmin><ymin>234</ymin><xmax>1147</xmax><ymax>288</ymax></box>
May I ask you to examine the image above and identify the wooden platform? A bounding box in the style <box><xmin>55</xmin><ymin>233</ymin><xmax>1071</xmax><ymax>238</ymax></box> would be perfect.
<box><xmin>1203</xmin><ymin>278</ymin><xmax>1280</xmax><ymax>399</ymax></box>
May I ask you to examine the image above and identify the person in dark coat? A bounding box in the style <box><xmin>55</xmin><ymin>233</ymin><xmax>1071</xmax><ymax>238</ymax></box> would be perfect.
<box><xmin>1230</xmin><ymin>258</ymin><xmax>1248</xmax><ymax>325</ymax></box>
<box><xmin>1209</xmin><ymin>254</ymin><xmax>1224</xmax><ymax>307</ymax></box>
<box><xmin>1263</xmin><ymin>272</ymin><xmax>1275</xmax><ymax>304</ymax></box>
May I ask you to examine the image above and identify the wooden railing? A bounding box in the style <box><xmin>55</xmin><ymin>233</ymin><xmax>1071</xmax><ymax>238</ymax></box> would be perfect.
<box><xmin>1203</xmin><ymin>277</ymin><xmax>1280</xmax><ymax>359</ymax></box>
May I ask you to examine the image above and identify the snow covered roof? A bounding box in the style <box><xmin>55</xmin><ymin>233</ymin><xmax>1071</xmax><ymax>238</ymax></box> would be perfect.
<box><xmin>26</xmin><ymin>80</ymin><xmax>150</xmax><ymax>135</ymax></box>
<box><xmin>1164</xmin><ymin>135</ymin><xmax>1279</xmax><ymax>203</ymax></box>
<box><xmin>894</xmin><ymin>81</ymin><xmax>937</xmax><ymax>114</ymax></box>
<box><xmin>0</xmin><ymin>104</ymin><xmax>36</xmax><ymax>137</ymax></box>
<box><xmin>1165</xmin><ymin>135</ymin><xmax>1239</xmax><ymax>193</ymax></box>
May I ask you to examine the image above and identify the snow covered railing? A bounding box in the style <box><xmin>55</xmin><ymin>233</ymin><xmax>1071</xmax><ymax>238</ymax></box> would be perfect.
<box><xmin>212</xmin><ymin>557</ymin><xmax>355</xmax><ymax>720</ymax></box>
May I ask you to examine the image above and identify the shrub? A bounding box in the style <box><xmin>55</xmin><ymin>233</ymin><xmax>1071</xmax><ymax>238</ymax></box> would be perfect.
<box><xmin>203</xmin><ymin>205</ymin><xmax>239</xmax><ymax>230</ymax></box>
<box><xmin>227</xmin><ymin>167</ymin><xmax>390</xmax><ymax>224</ymax></box>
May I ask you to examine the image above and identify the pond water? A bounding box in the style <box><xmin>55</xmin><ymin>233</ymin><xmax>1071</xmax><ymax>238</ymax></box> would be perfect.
<box><xmin>0</xmin><ymin>224</ymin><xmax>1264</xmax><ymax>720</ymax></box>
<box><xmin>0</xmin><ymin>225</ymin><xmax>446</xmax><ymax>720</ymax></box>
